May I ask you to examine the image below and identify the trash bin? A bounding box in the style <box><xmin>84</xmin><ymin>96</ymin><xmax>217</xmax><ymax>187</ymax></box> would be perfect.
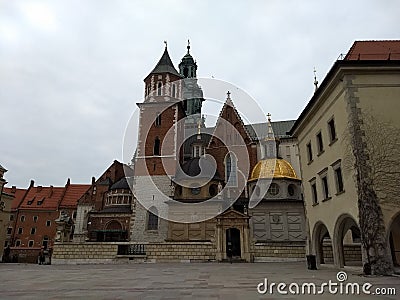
<box><xmin>306</xmin><ymin>255</ymin><xmax>317</xmax><ymax>270</ymax></box>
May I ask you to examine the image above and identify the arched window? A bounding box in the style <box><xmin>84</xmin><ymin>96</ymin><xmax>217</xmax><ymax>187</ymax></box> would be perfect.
<box><xmin>155</xmin><ymin>112</ymin><xmax>161</xmax><ymax>127</ymax></box>
<box><xmin>225</xmin><ymin>152</ymin><xmax>237</xmax><ymax>187</ymax></box>
<box><xmin>172</xmin><ymin>84</ymin><xmax>176</xmax><ymax>98</ymax></box>
<box><xmin>154</xmin><ymin>137</ymin><xmax>160</xmax><ymax>156</ymax></box>
<box><xmin>157</xmin><ymin>82</ymin><xmax>162</xmax><ymax>96</ymax></box>
<box><xmin>147</xmin><ymin>207</ymin><xmax>158</xmax><ymax>230</ymax></box>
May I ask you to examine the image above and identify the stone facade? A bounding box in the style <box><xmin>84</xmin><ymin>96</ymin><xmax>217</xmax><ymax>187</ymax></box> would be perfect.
<box><xmin>290</xmin><ymin>41</ymin><xmax>400</xmax><ymax>271</ymax></box>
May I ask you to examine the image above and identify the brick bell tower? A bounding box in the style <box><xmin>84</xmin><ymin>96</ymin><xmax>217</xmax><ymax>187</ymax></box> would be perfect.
<box><xmin>132</xmin><ymin>42</ymin><xmax>186</xmax><ymax>242</ymax></box>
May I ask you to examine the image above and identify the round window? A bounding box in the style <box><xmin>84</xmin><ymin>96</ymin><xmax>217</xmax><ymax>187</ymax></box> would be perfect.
<box><xmin>191</xmin><ymin>187</ymin><xmax>201</xmax><ymax>195</ymax></box>
<box><xmin>268</xmin><ymin>183</ymin><xmax>280</xmax><ymax>196</ymax></box>
<box><xmin>209</xmin><ymin>184</ymin><xmax>218</xmax><ymax>197</ymax></box>
<box><xmin>288</xmin><ymin>184</ymin><xmax>296</xmax><ymax>196</ymax></box>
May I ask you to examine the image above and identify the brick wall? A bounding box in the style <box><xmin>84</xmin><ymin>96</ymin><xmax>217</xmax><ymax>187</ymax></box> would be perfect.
<box><xmin>52</xmin><ymin>241</ymin><xmax>216</xmax><ymax>264</ymax></box>
<box><xmin>251</xmin><ymin>242</ymin><xmax>306</xmax><ymax>261</ymax></box>
<box><xmin>146</xmin><ymin>242</ymin><xmax>216</xmax><ymax>262</ymax></box>
<box><xmin>8</xmin><ymin>247</ymin><xmax>42</xmax><ymax>263</ymax></box>
<box><xmin>322</xmin><ymin>244</ymin><xmax>362</xmax><ymax>265</ymax></box>
<box><xmin>52</xmin><ymin>242</ymin><xmax>118</xmax><ymax>264</ymax></box>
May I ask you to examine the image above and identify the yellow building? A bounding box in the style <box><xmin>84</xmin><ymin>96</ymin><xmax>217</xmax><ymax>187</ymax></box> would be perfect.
<box><xmin>290</xmin><ymin>41</ymin><xmax>400</xmax><ymax>273</ymax></box>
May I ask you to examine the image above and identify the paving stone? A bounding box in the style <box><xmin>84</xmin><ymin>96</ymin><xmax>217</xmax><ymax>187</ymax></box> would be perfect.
<box><xmin>0</xmin><ymin>262</ymin><xmax>399</xmax><ymax>299</ymax></box>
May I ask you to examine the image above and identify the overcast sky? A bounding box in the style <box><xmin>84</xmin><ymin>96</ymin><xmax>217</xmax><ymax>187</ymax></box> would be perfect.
<box><xmin>1</xmin><ymin>0</ymin><xmax>399</xmax><ymax>187</ymax></box>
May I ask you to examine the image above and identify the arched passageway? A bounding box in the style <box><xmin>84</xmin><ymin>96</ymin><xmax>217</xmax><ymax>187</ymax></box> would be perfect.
<box><xmin>388</xmin><ymin>213</ymin><xmax>400</xmax><ymax>268</ymax></box>
<box><xmin>312</xmin><ymin>222</ymin><xmax>333</xmax><ymax>265</ymax></box>
<box><xmin>334</xmin><ymin>215</ymin><xmax>362</xmax><ymax>267</ymax></box>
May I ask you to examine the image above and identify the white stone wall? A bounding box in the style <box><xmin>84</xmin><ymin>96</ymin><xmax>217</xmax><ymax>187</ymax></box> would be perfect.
<box><xmin>130</xmin><ymin>176</ymin><xmax>171</xmax><ymax>242</ymax></box>
<box><xmin>73</xmin><ymin>204</ymin><xmax>93</xmax><ymax>242</ymax></box>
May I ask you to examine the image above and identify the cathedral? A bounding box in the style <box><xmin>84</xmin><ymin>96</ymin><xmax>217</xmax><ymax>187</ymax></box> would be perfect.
<box><xmin>70</xmin><ymin>42</ymin><xmax>306</xmax><ymax>262</ymax></box>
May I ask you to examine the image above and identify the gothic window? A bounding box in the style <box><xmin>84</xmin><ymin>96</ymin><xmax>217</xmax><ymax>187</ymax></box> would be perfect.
<box><xmin>172</xmin><ymin>84</ymin><xmax>176</xmax><ymax>98</ymax></box>
<box><xmin>157</xmin><ymin>81</ymin><xmax>162</xmax><ymax>96</ymax></box>
<box><xmin>225</xmin><ymin>152</ymin><xmax>237</xmax><ymax>187</ymax></box>
<box><xmin>155</xmin><ymin>112</ymin><xmax>161</xmax><ymax>127</ymax></box>
<box><xmin>147</xmin><ymin>207</ymin><xmax>158</xmax><ymax>230</ymax></box>
<box><xmin>154</xmin><ymin>137</ymin><xmax>160</xmax><ymax>156</ymax></box>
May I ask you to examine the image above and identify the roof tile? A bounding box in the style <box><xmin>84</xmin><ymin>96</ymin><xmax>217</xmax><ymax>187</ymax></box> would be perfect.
<box><xmin>345</xmin><ymin>40</ymin><xmax>400</xmax><ymax>60</ymax></box>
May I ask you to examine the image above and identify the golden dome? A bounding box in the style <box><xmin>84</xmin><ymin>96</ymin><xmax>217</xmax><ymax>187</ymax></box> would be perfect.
<box><xmin>249</xmin><ymin>158</ymin><xmax>299</xmax><ymax>181</ymax></box>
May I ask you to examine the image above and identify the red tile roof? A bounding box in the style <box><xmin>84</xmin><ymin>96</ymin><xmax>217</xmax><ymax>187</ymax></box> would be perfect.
<box><xmin>19</xmin><ymin>186</ymin><xmax>65</xmax><ymax>210</ymax></box>
<box><xmin>3</xmin><ymin>187</ymin><xmax>28</xmax><ymax>210</ymax></box>
<box><xmin>345</xmin><ymin>40</ymin><xmax>400</xmax><ymax>60</ymax></box>
<box><xmin>5</xmin><ymin>182</ymin><xmax>90</xmax><ymax>211</ymax></box>
<box><xmin>60</xmin><ymin>184</ymin><xmax>90</xmax><ymax>208</ymax></box>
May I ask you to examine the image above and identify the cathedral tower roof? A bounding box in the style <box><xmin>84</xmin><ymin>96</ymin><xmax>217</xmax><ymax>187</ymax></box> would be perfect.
<box><xmin>146</xmin><ymin>43</ymin><xmax>181</xmax><ymax>79</ymax></box>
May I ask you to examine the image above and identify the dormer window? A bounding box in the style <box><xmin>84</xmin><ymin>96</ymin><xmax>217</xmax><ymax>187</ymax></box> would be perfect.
<box><xmin>37</xmin><ymin>197</ymin><xmax>44</xmax><ymax>205</ymax></box>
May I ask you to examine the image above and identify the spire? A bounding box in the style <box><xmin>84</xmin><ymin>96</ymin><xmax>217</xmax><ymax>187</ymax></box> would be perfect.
<box><xmin>313</xmin><ymin>67</ymin><xmax>319</xmax><ymax>92</ymax></box>
<box><xmin>265</xmin><ymin>113</ymin><xmax>274</xmax><ymax>141</ymax></box>
<box><xmin>260</xmin><ymin>113</ymin><xmax>278</xmax><ymax>159</ymax></box>
<box><xmin>146</xmin><ymin>42</ymin><xmax>181</xmax><ymax>78</ymax></box>
<box><xmin>179</xmin><ymin>40</ymin><xmax>197</xmax><ymax>78</ymax></box>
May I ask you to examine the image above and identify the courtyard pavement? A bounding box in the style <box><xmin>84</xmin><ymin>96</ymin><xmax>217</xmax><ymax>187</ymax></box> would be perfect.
<box><xmin>0</xmin><ymin>262</ymin><xmax>399</xmax><ymax>299</ymax></box>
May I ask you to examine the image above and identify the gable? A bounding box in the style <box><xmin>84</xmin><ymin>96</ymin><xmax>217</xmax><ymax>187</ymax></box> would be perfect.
<box><xmin>217</xmin><ymin>208</ymin><xmax>249</xmax><ymax>220</ymax></box>
<box><xmin>208</xmin><ymin>97</ymin><xmax>252</xmax><ymax>148</ymax></box>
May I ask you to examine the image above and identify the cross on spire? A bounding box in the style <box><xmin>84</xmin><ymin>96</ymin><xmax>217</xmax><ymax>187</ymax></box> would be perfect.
<box><xmin>164</xmin><ymin>40</ymin><xmax>168</xmax><ymax>49</ymax></box>
<box><xmin>227</xmin><ymin>91</ymin><xmax>231</xmax><ymax>100</ymax></box>
<box><xmin>187</xmin><ymin>39</ymin><xmax>190</xmax><ymax>54</ymax></box>
<box><xmin>313</xmin><ymin>67</ymin><xmax>319</xmax><ymax>92</ymax></box>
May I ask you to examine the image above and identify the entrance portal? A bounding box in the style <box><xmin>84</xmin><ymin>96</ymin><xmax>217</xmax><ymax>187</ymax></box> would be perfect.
<box><xmin>226</xmin><ymin>228</ymin><xmax>241</xmax><ymax>257</ymax></box>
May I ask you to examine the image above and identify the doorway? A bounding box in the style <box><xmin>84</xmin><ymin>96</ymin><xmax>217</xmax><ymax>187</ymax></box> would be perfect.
<box><xmin>226</xmin><ymin>228</ymin><xmax>241</xmax><ymax>258</ymax></box>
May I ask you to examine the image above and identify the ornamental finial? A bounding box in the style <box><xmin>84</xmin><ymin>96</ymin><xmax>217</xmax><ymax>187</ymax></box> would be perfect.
<box><xmin>313</xmin><ymin>67</ymin><xmax>319</xmax><ymax>92</ymax></box>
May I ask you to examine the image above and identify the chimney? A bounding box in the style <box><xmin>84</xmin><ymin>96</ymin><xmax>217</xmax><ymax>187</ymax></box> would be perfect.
<box><xmin>49</xmin><ymin>185</ymin><xmax>54</xmax><ymax>198</ymax></box>
<box><xmin>91</xmin><ymin>177</ymin><xmax>95</xmax><ymax>185</ymax></box>
<box><xmin>11</xmin><ymin>186</ymin><xmax>16</xmax><ymax>194</ymax></box>
<box><xmin>30</xmin><ymin>180</ymin><xmax>35</xmax><ymax>187</ymax></box>
<box><xmin>66</xmin><ymin>178</ymin><xmax>71</xmax><ymax>187</ymax></box>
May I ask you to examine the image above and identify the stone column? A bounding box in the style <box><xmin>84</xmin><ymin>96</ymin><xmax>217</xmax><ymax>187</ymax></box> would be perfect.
<box><xmin>243</xmin><ymin>224</ymin><xmax>251</xmax><ymax>262</ymax></box>
<box><xmin>216</xmin><ymin>224</ymin><xmax>223</xmax><ymax>261</ymax></box>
